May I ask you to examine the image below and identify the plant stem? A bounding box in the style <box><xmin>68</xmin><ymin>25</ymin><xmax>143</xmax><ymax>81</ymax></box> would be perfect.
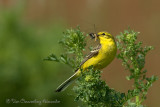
<box><xmin>136</xmin><ymin>95</ymin><xmax>140</xmax><ymax>106</ymax></box>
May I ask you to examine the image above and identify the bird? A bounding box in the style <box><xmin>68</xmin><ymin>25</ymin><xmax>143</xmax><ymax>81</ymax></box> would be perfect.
<box><xmin>55</xmin><ymin>31</ymin><xmax>117</xmax><ymax>92</ymax></box>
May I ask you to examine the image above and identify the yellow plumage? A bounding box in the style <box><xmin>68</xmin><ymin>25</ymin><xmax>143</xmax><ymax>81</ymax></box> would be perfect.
<box><xmin>55</xmin><ymin>32</ymin><xmax>117</xmax><ymax>92</ymax></box>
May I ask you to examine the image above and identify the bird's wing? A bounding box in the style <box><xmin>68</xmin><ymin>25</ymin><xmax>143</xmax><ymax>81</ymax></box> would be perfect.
<box><xmin>79</xmin><ymin>44</ymin><xmax>101</xmax><ymax>67</ymax></box>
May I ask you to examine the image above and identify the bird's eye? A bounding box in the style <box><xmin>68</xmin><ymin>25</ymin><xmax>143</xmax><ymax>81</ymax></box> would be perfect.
<box><xmin>102</xmin><ymin>33</ymin><xmax>105</xmax><ymax>35</ymax></box>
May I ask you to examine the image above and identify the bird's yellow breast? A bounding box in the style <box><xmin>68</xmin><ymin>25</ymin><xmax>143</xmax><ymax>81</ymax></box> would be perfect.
<box><xmin>82</xmin><ymin>38</ymin><xmax>117</xmax><ymax>70</ymax></box>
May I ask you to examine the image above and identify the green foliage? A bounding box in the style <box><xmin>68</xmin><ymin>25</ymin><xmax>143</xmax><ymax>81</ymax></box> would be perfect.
<box><xmin>73</xmin><ymin>66</ymin><xmax>126</xmax><ymax>107</ymax></box>
<box><xmin>59</xmin><ymin>27</ymin><xmax>86</xmax><ymax>55</ymax></box>
<box><xmin>116</xmin><ymin>29</ymin><xmax>158</xmax><ymax>106</ymax></box>
<box><xmin>46</xmin><ymin>27</ymin><xmax>158</xmax><ymax>107</ymax></box>
<box><xmin>45</xmin><ymin>26</ymin><xmax>87</xmax><ymax>70</ymax></box>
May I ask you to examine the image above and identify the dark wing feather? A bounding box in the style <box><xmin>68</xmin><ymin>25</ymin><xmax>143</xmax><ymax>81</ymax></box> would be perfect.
<box><xmin>79</xmin><ymin>44</ymin><xmax>101</xmax><ymax>67</ymax></box>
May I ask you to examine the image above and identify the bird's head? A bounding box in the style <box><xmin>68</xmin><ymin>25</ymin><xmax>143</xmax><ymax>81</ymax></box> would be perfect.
<box><xmin>89</xmin><ymin>32</ymin><xmax>113</xmax><ymax>41</ymax></box>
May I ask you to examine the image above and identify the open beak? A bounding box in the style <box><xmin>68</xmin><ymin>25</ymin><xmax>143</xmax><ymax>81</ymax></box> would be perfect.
<box><xmin>89</xmin><ymin>33</ymin><xmax>99</xmax><ymax>41</ymax></box>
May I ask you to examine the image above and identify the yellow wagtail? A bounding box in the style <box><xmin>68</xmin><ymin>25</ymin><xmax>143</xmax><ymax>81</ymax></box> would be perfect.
<box><xmin>55</xmin><ymin>32</ymin><xmax>117</xmax><ymax>92</ymax></box>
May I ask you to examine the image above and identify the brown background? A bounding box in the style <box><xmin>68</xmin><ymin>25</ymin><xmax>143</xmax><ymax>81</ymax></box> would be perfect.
<box><xmin>1</xmin><ymin>0</ymin><xmax>160</xmax><ymax>106</ymax></box>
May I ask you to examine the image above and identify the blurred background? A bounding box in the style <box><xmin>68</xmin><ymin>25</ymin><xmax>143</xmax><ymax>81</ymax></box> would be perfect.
<box><xmin>0</xmin><ymin>0</ymin><xmax>159</xmax><ymax>107</ymax></box>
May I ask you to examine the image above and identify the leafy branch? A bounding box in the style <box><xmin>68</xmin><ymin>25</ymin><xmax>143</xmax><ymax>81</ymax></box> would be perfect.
<box><xmin>44</xmin><ymin>26</ymin><xmax>86</xmax><ymax>70</ymax></box>
<box><xmin>116</xmin><ymin>29</ymin><xmax>158</xmax><ymax>106</ymax></box>
<box><xmin>45</xmin><ymin>27</ymin><xmax>158</xmax><ymax>107</ymax></box>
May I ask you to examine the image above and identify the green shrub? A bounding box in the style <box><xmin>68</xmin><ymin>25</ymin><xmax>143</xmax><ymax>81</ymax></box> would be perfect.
<box><xmin>46</xmin><ymin>27</ymin><xmax>158</xmax><ymax>107</ymax></box>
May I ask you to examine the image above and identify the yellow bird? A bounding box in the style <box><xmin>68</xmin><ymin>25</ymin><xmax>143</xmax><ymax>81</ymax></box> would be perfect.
<box><xmin>55</xmin><ymin>32</ymin><xmax>117</xmax><ymax>92</ymax></box>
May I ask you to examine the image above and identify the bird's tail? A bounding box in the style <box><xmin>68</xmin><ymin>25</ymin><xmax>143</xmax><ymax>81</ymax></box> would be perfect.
<box><xmin>55</xmin><ymin>69</ymin><xmax>80</xmax><ymax>92</ymax></box>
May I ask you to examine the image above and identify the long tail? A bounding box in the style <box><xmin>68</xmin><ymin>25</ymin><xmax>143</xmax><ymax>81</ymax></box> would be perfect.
<box><xmin>55</xmin><ymin>70</ymin><xmax>80</xmax><ymax>92</ymax></box>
